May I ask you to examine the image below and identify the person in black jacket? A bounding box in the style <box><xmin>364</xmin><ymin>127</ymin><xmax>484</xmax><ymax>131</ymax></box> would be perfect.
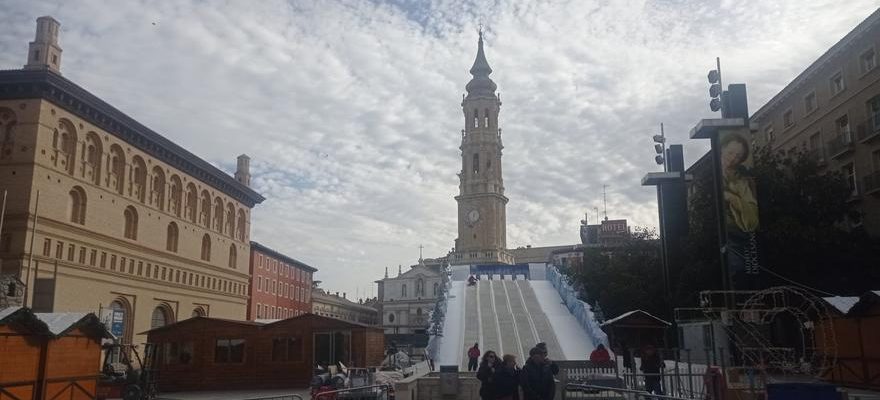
<box><xmin>494</xmin><ymin>354</ymin><xmax>520</xmax><ymax>400</ymax></box>
<box><xmin>640</xmin><ymin>345</ymin><xmax>665</xmax><ymax>396</ymax></box>
<box><xmin>520</xmin><ymin>347</ymin><xmax>555</xmax><ymax>400</ymax></box>
<box><xmin>476</xmin><ymin>350</ymin><xmax>499</xmax><ymax>400</ymax></box>
<box><xmin>535</xmin><ymin>342</ymin><xmax>560</xmax><ymax>376</ymax></box>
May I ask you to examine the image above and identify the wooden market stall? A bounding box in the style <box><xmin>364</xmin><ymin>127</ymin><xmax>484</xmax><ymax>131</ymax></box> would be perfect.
<box><xmin>600</xmin><ymin>309</ymin><xmax>671</xmax><ymax>361</ymax></box>
<box><xmin>817</xmin><ymin>291</ymin><xmax>880</xmax><ymax>390</ymax></box>
<box><xmin>0</xmin><ymin>306</ymin><xmax>112</xmax><ymax>400</ymax></box>
<box><xmin>145</xmin><ymin>313</ymin><xmax>385</xmax><ymax>393</ymax></box>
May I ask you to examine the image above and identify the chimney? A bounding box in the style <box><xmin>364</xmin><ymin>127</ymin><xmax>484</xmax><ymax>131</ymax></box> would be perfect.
<box><xmin>235</xmin><ymin>154</ymin><xmax>251</xmax><ymax>187</ymax></box>
<box><xmin>24</xmin><ymin>16</ymin><xmax>63</xmax><ymax>74</ymax></box>
<box><xmin>343</xmin><ymin>292</ymin><xmax>347</xmax><ymax>299</ymax></box>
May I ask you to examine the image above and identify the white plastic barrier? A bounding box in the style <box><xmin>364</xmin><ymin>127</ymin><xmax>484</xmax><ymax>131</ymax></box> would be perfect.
<box><xmin>546</xmin><ymin>264</ymin><xmax>609</xmax><ymax>348</ymax></box>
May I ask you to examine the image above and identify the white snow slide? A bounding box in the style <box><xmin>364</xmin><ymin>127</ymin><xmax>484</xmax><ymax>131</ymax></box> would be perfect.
<box><xmin>436</xmin><ymin>278</ymin><xmax>595</xmax><ymax>369</ymax></box>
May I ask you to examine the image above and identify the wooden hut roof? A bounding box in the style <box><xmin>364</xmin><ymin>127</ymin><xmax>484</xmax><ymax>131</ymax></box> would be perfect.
<box><xmin>0</xmin><ymin>306</ymin><xmax>113</xmax><ymax>339</ymax></box>
<box><xmin>600</xmin><ymin>309</ymin><xmax>671</xmax><ymax>329</ymax></box>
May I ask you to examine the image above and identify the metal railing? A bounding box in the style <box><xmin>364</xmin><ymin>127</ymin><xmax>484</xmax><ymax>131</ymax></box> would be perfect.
<box><xmin>566</xmin><ymin>383</ymin><xmax>694</xmax><ymax>400</ymax></box>
<box><xmin>242</xmin><ymin>395</ymin><xmax>304</xmax><ymax>400</ymax></box>
<box><xmin>311</xmin><ymin>384</ymin><xmax>393</xmax><ymax>400</ymax></box>
<box><xmin>827</xmin><ymin>131</ymin><xmax>855</xmax><ymax>159</ymax></box>
<box><xmin>864</xmin><ymin>171</ymin><xmax>880</xmax><ymax>195</ymax></box>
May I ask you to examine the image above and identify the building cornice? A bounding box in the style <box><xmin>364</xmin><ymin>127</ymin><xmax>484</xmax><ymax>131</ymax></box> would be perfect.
<box><xmin>0</xmin><ymin>69</ymin><xmax>265</xmax><ymax>207</ymax></box>
<box><xmin>250</xmin><ymin>241</ymin><xmax>317</xmax><ymax>272</ymax></box>
<box><xmin>750</xmin><ymin>8</ymin><xmax>880</xmax><ymax>122</ymax></box>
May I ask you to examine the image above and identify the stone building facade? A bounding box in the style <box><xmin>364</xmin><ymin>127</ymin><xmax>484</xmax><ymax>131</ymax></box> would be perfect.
<box><xmin>247</xmin><ymin>241</ymin><xmax>315</xmax><ymax>320</ymax></box>
<box><xmin>311</xmin><ymin>287</ymin><xmax>378</xmax><ymax>326</ymax></box>
<box><xmin>374</xmin><ymin>261</ymin><xmax>443</xmax><ymax>335</ymax></box>
<box><xmin>751</xmin><ymin>8</ymin><xmax>880</xmax><ymax>236</ymax></box>
<box><xmin>0</xmin><ymin>17</ymin><xmax>264</xmax><ymax>346</ymax></box>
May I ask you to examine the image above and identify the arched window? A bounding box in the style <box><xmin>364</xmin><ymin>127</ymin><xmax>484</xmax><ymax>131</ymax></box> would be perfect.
<box><xmin>213</xmin><ymin>198</ymin><xmax>224</xmax><ymax>232</ymax></box>
<box><xmin>123</xmin><ymin>206</ymin><xmax>138</xmax><ymax>240</ymax></box>
<box><xmin>228</xmin><ymin>244</ymin><xmax>237</xmax><ymax>268</ymax></box>
<box><xmin>169</xmin><ymin>176</ymin><xmax>182</xmax><ymax>217</ymax></box>
<box><xmin>166</xmin><ymin>222</ymin><xmax>179</xmax><ymax>252</ymax></box>
<box><xmin>433</xmin><ymin>282</ymin><xmax>439</xmax><ymax>296</ymax></box>
<box><xmin>473</xmin><ymin>108</ymin><xmax>479</xmax><ymax>128</ymax></box>
<box><xmin>151</xmin><ymin>166</ymin><xmax>166</xmax><ymax>211</ymax></box>
<box><xmin>84</xmin><ymin>133</ymin><xmax>102</xmax><ymax>185</ymax></box>
<box><xmin>201</xmin><ymin>234</ymin><xmax>211</xmax><ymax>261</ymax></box>
<box><xmin>109</xmin><ymin>299</ymin><xmax>131</xmax><ymax>343</ymax></box>
<box><xmin>236</xmin><ymin>209</ymin><xmax>247</xmax><ymax>241</ymax></box>
<box><xmin>185</xmin><ymin>183</ymin><xmax>197</xmax><ymax>222</ymax></box>
<box><xmin>416</xmin><ymin>308</ymin><xmax>422</xmax><ymax>316</ymax></box>
<box><xmin>401</xmin><ymin>284</ymin><xmax>407</xmax><ymax>298</ymax></box>
<box><xmin>484</xmin><ymin>108</ymin><xmax>490</xmax><ymax>128</ymax></box>
<box><xmin>225</xmin><ymin>203</ymin><xmax>235</xmax><ymax>236</ymax></box>
<box><xmin>416</xmin><ymin>278</ymin><xmax>424</xmax><ymax>296</ymax></box>
<box><xmin>199</xmin><ymin>190</ymin><xmax>211</xmax><ymax>226</ymax></box>
<box><xmin>0</xmin><ymin>107</ymin><xmax>16</xmax><ymax>161</ymax></box>
<box><xmin>150</xmin><ymin>304</ymin><xmax>174</xmax><ymax>329</ymax></box>
<box><xmin>131</xmin><ymin>156</ymin><xmax>147</xmax><ymax>202</ymax></box>
<box><xmin>68</xmin><ymin>186</ymin><xmax>86</xmax><ymax>224</ymax></box>
<box><xmin>191</xmin><ymin>307</ymin><xmax>206</xmax><ymax>318</ymax></box>
<box><xmin>56</xmin><ymin>120</ymin><xmax>77</xmax><ymax>175</ymax></box>
<box><xmin>388</xmin><ymin>313</ymin><xmax>395</xmax><ymax>323</ymax></box>
<box><xmin>109</xmin><ymin>145</ymin><xmax>125</xmax><ymax>194</ymax></box>
<box><xmin>472</xmin><ymin>153</ymin><xmax>480</xmax><ymax>174</ymax></box>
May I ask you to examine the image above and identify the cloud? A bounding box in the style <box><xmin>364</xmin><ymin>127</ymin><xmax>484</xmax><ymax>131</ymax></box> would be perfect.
<box><xmin>1</xmin><ymin>0</ymin><xmax>876</xmax><ymax>299</ymax></box>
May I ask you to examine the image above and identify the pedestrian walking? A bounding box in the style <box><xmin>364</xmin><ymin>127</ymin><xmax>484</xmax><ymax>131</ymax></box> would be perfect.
<box><xmin>494</xmin><ymin>354</ymin><xmax>520</xmax><ymax>400</ymax></box>
<box><xmin>640</xmin><ymin>345</ymin><xmax>665</xmax><ymax>396</ymax></box>
<box><xmin>520</xmin><ymin>347</ymin><xmax>555</xmax><ymax>400</ymax></box>
<box><xmin>467</xmin><ymin>342</ymin><xmax>481</xmax><ymax>371</ymax></box>
<box><xmin>535</xmin><ymin>342</ymin><xmax>559</xmax><ymax>376</ymax></box>
<box><xmin>476</xmin><ymin>350</ymin><xmax>499</xmax><ymax>400</ymax></box>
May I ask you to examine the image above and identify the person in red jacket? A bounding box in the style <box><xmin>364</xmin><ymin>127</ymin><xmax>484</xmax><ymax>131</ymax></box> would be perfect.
<box><xmin>467</xmin><ymin>343</ymin><xmax>481</xmax><ymax>371</ymax></box>
<box><xmin>589</xmin><ymin>344</ymin><xmax>611</xmax><ymax>363</ymax></box>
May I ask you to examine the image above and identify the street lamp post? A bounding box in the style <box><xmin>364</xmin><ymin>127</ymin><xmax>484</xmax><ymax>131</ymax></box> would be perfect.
<box><xmin>642</xmin><ymin>127</ymin><xmax>690</xmax><ymax>346</ymax></box>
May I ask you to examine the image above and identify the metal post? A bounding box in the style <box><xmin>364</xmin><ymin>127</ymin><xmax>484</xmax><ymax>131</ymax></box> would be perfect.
<box><xmin>22</xmin><ymin>190</ymin><xmax>40</xmax><ymax>308</ymax></box>
<box><xmin>0</xmin><ymin>190</ymin><xmax>7</xmax><ymax>247</ymax></box>
<box><xmin>686</xmin><ymin>349</ymin><xmax>693</xmax><ymax>397</ymax></box>
<box><xmin>673</xmin><ymin>347</ymin><xmax>680</xmax><ymax>396</ymax></box>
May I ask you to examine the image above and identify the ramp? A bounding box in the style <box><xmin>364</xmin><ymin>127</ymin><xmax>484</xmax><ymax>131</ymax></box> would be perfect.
<box><xmin>437</xmin><ymin>276</ymin><xmax>594</xmax><ymax>368</ymax></box>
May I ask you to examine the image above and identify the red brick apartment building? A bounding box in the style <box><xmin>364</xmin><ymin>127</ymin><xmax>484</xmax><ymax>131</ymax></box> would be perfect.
<box><xmin>248</xmin><ymin>241</ymin><xmax>316</xmax><ymax>320</ymax></box>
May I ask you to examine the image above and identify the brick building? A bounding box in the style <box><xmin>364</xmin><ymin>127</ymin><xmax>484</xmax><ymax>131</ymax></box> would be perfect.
<box><xmin>0</xmin><ymin>17</ymin><xmax>264</xmax><ymax>347</ymax></box>
<box><xmin>751</xmin><ymin>8</ymin><xmax>880</xmax><ymax>235</ymax></box>
<box><xmin>248</xmin><ymin>241</ymin><xmax>316</xmax><ymax>320</ymax></box>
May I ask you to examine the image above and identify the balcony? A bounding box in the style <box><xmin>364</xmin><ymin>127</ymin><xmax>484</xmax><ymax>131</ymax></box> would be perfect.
<box><xmin>856</xmin><ymin>117</ymin><xmax>880</xmax><ymax>143</ymax></box>
<box><xmin>805</xmin><ymin>148</ymin><xmax>826</xmax><ymax>165</ymax></box>
<box><xmin>827</xmin><ymin>132</ymin><xmax>855</xmax><ymax>160</ymax></box>
<box><xmin>864</xmin><ymin>171</ymin><xmax>880</xmax><ymax>196</ymax></box>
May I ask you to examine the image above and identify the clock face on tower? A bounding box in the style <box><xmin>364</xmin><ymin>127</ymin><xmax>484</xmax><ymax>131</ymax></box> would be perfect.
<box><xmin>467</xmin><ymin>209</ymin><xmax>481</xmax><ymax>225</ymax></box>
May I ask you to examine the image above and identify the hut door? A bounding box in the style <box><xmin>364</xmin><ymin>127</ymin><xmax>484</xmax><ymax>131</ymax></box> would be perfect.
<box><xmin>314</xmin><ymin>331</ymin><xmax>351</xmax><ymax>367</ymax></box>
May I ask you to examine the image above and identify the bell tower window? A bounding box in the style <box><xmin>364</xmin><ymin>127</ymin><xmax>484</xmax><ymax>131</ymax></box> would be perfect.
<box><xmin>473</xmin><ymin>153</ymin><xmax>480</xmax><ymax>174</ymax></box>
<box><xmin>484</xmin><ymin>109</ymin><xmax>490</xmax><ymax>128</ymax></box>
<box><xmin>473</xmin><ymin>108</ymin><xmax>479</xmax><ymax>128</ymax></box>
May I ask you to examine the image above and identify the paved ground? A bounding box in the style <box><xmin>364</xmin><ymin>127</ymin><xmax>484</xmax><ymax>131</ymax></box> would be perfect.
<box><xmin>156</xmin><ymin>388</ymin><xmax>311</xmax><ymax>400</ymax></box>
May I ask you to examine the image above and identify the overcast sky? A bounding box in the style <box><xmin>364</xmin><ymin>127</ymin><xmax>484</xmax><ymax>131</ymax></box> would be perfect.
<box><xmin>1</xmin><ymin>1</ymin><xmax>877</xmax><ymax>299</ymax></box>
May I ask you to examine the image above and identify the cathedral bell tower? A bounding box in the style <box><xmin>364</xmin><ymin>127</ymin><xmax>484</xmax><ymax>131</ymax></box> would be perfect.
<box><xmin>450</xmin><ymin>31</ymin><xmax>513</xmax><ymax>266</ymax></box>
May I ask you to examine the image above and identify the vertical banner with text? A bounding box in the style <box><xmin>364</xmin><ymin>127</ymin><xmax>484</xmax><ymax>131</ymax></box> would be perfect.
<box><xmin>717</xmin><ymin>127</ymin><xmax>760</xmax><ymax>283</ymax></box>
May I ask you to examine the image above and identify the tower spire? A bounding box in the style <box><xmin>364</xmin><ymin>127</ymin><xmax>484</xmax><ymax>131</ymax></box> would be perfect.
<box><xmin>466</xmin><ymin>28</ymin><xmax>496</xmax><ymax>97</ymax></box>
